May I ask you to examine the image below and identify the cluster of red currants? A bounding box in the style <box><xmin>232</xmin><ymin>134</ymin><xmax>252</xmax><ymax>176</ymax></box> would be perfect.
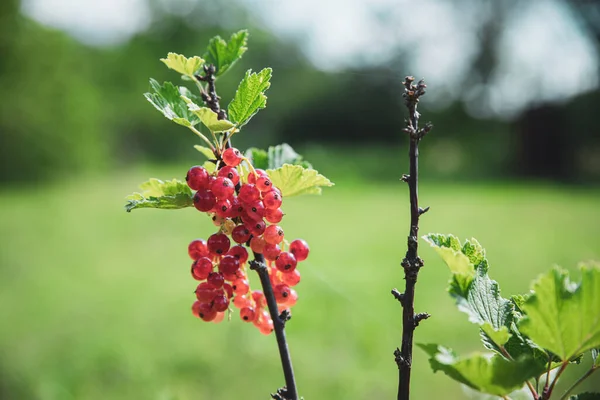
<box><xmin>186</xmin><ymin>147</ymin><xmax>309</xmax><ymax>335</ymax></box>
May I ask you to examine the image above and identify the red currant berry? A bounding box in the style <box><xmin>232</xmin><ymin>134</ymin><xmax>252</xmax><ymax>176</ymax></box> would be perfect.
<box><xmin>222</xmin><ymin>147</ymin><xmax>242</xmax><ymax>167</ymax></box>
<box><xmin>191</xmin><ymin>257</ymin><xmax>213</xmax><ymax>281</ymax></box>
<box><xmin>248</xmin><ymin>169</ymin><xmax>268</xmax><ymax>184</ymax></box>
<box><xmin>233</xmin><ymin>294</ymin><xmax>252</xmax><ymax>309</ymax></box>
<box><xmin>265</xmin><ymin>207</ymin><xmax>284</xmax><ymax>224</ymax></box>
<box><xmin>198</xmin><ymin>302</ymin><xmax>217</xmax><ymax>321</ymax></box>
<box><xmin>214</xmin><ymin>199</ymin><xmax>232</xmax><ymax>218</ymax></box>
<box><xmin>275</xmin><ymin>251</ymin><xmax>297</xmax><ymax>272</ymax></box>
<box><xmin>232</xmin><ymin>278</ymin><xmax>250</xmax><ymax>295</ymax></box>
<box><xmin>263</xmin><ymin>243</ymin><xmax>281</xmax><ymax>261</ymax></box>
<box><xmin>186</xmin><ymin>166</ymin><xmax>210</xmax><ymax>190</ymax></box>
<box><xmin>252</xmin><ymin>290</ymin><xmax>266</xmax><ymax>309</ymax></box>
<box><xmin>231</xmin><ymin>225</ymin><xmax>251</xmax><ymax>244</ymax></box>
<box><xmin>249</xmin><ymin>220</ymin><xmax>266</xmax><ymax>236</ymax></box>
<box><xmin>218</xmin><ymin>166</ymin><xmax>240</xmax><ymax>186</ymax></box>
<box><xmin>274</xmin><ymin>284</ymin><xmax>291</xmax><ymax>304</ymax></box>
<box><xmin>263</xmin><ymin>190</ymin><xmax>282</xmax><ymax>210</ymax></box>
<box><xmin>212</xmin><ymin>294</ymin><xmax>230</xmax><ymax>312</ymax></box>
<box><xmin>219</xmin><ymin>255</ymin><xmax>240</xmax><ymax>275</ymax></box>
<box><xmin>227</xmin><ymin>245</ymin><xmax>249</xmax><ymax>265</ymax></box>
<box><xmin>281</xmin><ymin>269</ymin><xmax>301</xmax><ymax>286</ymax></box>
<box><xmin>289</xmin><ymin>239</ymin><xmax>309</xmax><ymax>261</ymax></box>
<box><xmin>256</xmin><ymin>176</ymin><xmax>272</xmax><ymax>192</ymax></box>
<box><xmin>238</xmin><ymin>183</ymin><xmax>260</xmax><ymax>204</ymax></box>
<box><xmin>258</xmin><ymin>317</ymin><xmax>274</xmax><ymax>335</ymax></box>
<box><xmin>263</xmin><ymin>225</ymin><xmax>284</xmax><ymax>245</ymax></box>
<box><xmin>222</xmin><ymin>283</ymin><xmax>234</xmax><ymax>298</ymax></box>
<box><xmin>245</xmin><ymin>200</ymin><xmax>265</xmax><ymax>221</ymax></box>
<box><xmin>212</xmin><ymin>311</ymin><xmax>225</xmax><ymax>323</ymax></box>
<box><xmin>193</xmin><ymin>189</ymin><xmax>216</xmax><ymax>212</ymax></box>
<box><xmin>240</xmin><ymin>307</ymin><xmax>257</xmax><ymax>322</ymax></box>
<box><xmin>195</xmin><ymin>282</ymin><xmax>218</xmax><ymax>302</ymax></box>
<box><xmin>250</xmin><ymin>236</ymin><xmax>266</xmax><ymax>253</ymax></box>
<box><xmin>229</xmin><ymin>197</ymin><xmax>244</xmax><ymax>217</ymax></box>
<box><xmin>192</xmin><ymin>301</ymin><xmax>202</xmax><ymax>318</ymax></box>
<box><xmin>188</xmin><ymin>239</ymin><xmax>209</xmax><ymax>260</ymax></box>
<box><xmin>286</xmin><ymin>289</ymin><xmax>298</xmax><ymax>307</ymax></box>
<box><xmin>207</xmin><ymin>271</ymin><xmax>225</xmax><ymax>288</ymax></box>
<box><xmin>210</xmin><ymin>177</ymin><xmax>235</xmax><ymax>200</ymax></box>
<box><xmin>207</xmin><ymin>233</ymin><xmax>231</xmax><ymax>255</ymax></box>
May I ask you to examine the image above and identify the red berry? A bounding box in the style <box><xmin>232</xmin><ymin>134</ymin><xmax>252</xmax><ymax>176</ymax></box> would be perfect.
<box><xmin>252</xmin><ymin>290</ymin><xmax>266</xmax><ymax>309</ymax></box>
<box><xmin>232</xmin><ymin>278</ymin><xmax>250</xmax><ymax>295</ymax></box>
<box><xmin>281</xmin><ymin>269</ymin><xmax>301</xmax><ymax>286</ymax></box>
<box><xmin>250</xmin><ymin>236</ymin><xmax>266</xmax><ymax>253</ymax></box>
<box><xmin>191</xmin><ymin>257</ymin><xmax>213</xmax><ymax>281</ymax></box>
<box><xmin>263</xmin><ymin>191</ymin><xmax>282</xmax><ymax>210</ymax></box>
<box><xmin>231</xmin><ymin>225</ymin><xmax>251</xmax><ymax>244</ymax></box>
<box><xmin>198</xmin><ymin>302</ymin><xmax>217</xmax><ymax>321</ymax></box>
<box><xmin>229</xmin><ymin>197</ymin><xmax>244</xmax><ymax>217</ymax></box>
<box><xmin>240</xmin><ymin>307</ymin><xmax>257</xmax><ymax>322</ymax></box>
<box><xmin>264</xmin><ymin>225</ymin><xmax>284</xmax><ymax>245</ymax></box>
<box><xmin>245</xmin><ymin>200</ymin><xmax>265</xmax><ymax>221</ymax></box>
<box><xmin>274</xmin><ymin>284</ymin><xmax>291</xmax><ymax>304</ymax></box>
<box><xmin>238</xmin><ymin>183</ymin><xmax>260</xmax><ymax>204</ymax></box>
<box><xmin>275</xmin><ymin>251</ymin><xmax>297</xmax><ymax>272</ymax></box>
<box><xmin>233</xmin><ymin>294</ymin><xmax>252</xmax><ymax>309</ymax></box>
<box><xmin>256</xmin><ymin>176</ymin><xmax>273</xmax><ymax>192</ymax></box>
<box><xmin>193</xmin><ymin>189</ymin><xmax>216</xmax><ymax>212</ymax></box>
<box><xmin>207</xmin><ymin>272</ymin><xmax>225</xmax><ymax>288</ymax></box>
<box><xmin>219</xmin><ymin>255</ymin><xmax>240</xmax><ymax>275</ymax></box>
<box><xmin>195</xmin><ymin>282</ymin><xmax>219</xmax><ymax>302</ymax></box>
<box><xmin>227</xmin><ymin>245</ymin><xmax>249</xmax><ymax>265</ymax></box>
<box><xmin>207</xmin><ymin>233</ymin><xmax>230</xmax><ymax>255</ymax></box>
<box><xmin>258</xmin><ymin>316</ymin><xmax>274</xmax><ymax>335</ymax></box>
<box><xmin>186</xmin><ymin>166</ymin><xmax>210</xmax><ymax>190</ymax></box>
<box><xmin>289</xmin><ymin>239</ymin><xmax>309</xmax><ymax>261</ymax></box>
<box><xmin>263</xmin><ymin>243</ymin><xmax>281</xmax><ymax>261</ymax></box>
<box><xmin>249</xmin><ymin>220</ymin><xmax>266</xmax><ymax>237</ymax></box>
<box><xmin>222</xmin><ymin>147</ymin><xmax>242</xmax><ymax>167</ymax></box>
<box><xmin>188</xmin><ymin>239</ymin><xmax>209</xmax><ymax>260</ymax></box>
<box><xmin>223</xmin><ymin>283</ymin><xmax>234</xmax><ymax>298</ymax></box>
<box><xmin>214</xmin><ymin>199</ymin><xmax>232</xmax><ymax>218</ymax></box>
<box><xmin>210</xmin><ymin>177</ymin><xmax>235</xmax><ymax>200</ymax></box>
<box><xmin>212</xmin><ymin>311</ymin><xmax>226</xmax><ymax>323</ymax></box>
<box><xmin>248</xmin><ymin>169</ymin><xmax>268</xmax><ymax>184</ymax></box>
<box><xmin>212</xmin><ymin>294</ymin><xmax>229</xmax><ymax>312</ymax></box>
<box><xmin>265</xmin><ymin>207</ymin><xmax>283</xmax><ymax>224</ymax></box>
<box><xmin>286</xmin><ymin>289</ymin><xmax>298</xmax><ymax>307</ymax></box>
<box><xmin>218</xmin><ymin>166</ymin><xmax>240</xmax><ymax>186</ymax></box>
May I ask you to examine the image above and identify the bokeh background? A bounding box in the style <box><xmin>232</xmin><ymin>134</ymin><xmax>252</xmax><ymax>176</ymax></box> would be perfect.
<box><xmin>1</xmin><ymin>0</ymin><xmax>599</xmax><ymax>399</ymax></box>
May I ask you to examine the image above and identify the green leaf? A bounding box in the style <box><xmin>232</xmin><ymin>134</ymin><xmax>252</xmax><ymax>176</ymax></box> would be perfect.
<box><xmin>267</xmin><ymin>143</ymin><xmax>312</xmax><ymax>169</ymax></box>
<box><xmin>518</xmin><ymin>265</ymin><xmax>600</xmax><ymax>361</ymax></box>
<box><xmin>125</xmin><ymin>178</ymin><xmax>193</xmax><ymax>212</ymax></box>
<box><xmin>181</xmin><ymin>96</ymin><xmax>235</xmax><ymax>133</ymax></box>
<box><xmin>481</xmin><ymin>323</ymin><xmax>511</xmax><ymax>347</ymax></box>
<box><xmin>423</xmin><ymin>234</ymin><xmax>476</xmax><ymax>296</ymax></box>
<box><xmin>160</xmin><ymin>52</ymin><xmax>204</xmax><ymax>77</ymax></box>
<box><xmin>570</xmin><ymin>394</ymin><xmax>600</xmax><ymax>400</ymax></box>
<box><xmin>244</xmin><ymin>147</ymin><xmax>268</xmax><ymax>170</ymax></box>
<box><xmin>592</xmin><ymin>348</ymin><xmax>599</xmax><ymax>367</ymax></box>
<box><xmin>418</xmin><ymin>344</ymin><xmax>540</xmax><ymax>396</ymax></box>
<box><xmin>203</xmin><ymin>30</ymin><xmax>248</xmax><ymax>77</ymax></box>
<box><xmin>194</xmin><ymin>145</ymin><xmax>215</xmax><ymax>160</ymax></box>
<box><xmin>144</xmin><ymin>79</ymin><xmax>200</xmax><ymax>127</ymax></box>
<box><xmin>228</xmin><ymin>68</ymin><xmax>272</xmax><ymax>128</ymax></box>
<box><xmin>266</xmin><ymin>164</ymin><xmax>333</xmax><ymax>197</ymax></box>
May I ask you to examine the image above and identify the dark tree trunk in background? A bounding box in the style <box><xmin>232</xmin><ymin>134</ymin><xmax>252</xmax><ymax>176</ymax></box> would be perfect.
<box><xmin>513</xmin><ymin>105</ymin><xmax>574</xmax><ymax>181</ymax></box>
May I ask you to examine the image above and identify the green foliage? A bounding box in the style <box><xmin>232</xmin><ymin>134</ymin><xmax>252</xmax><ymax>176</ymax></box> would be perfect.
<box><xmin>267</xmin><ymin>164</ymin><xmax>334</xmax><ymax>197</ymax></box>
<box><xmin>570</xmin><ymin>394</ymin><xmax>600</xmax><ymax>400</ymax></box>
<box><xmin>181</xmin><ymin>96</ymin><xmax>235</xmax><ymax>133</ymax></box>
<box><xmin>194</xmin><ymin>145</ymin><xmax>215</xmax><ymax>160</ymax></box>
<box><xmin>244</xmin><ymin>147</ymin><xmax>269</xmax><ymax>169</ymax></box>
<box><xmin>418</xmin><ymin>344</ymin><xmax>540</xmax><ymax>396</ymax></box>
<box><xmin>518</xmin><ymin>265</ymin><xmax>600</xmax><ymax>361</ymax></box>
<box><xmin>592</xmin><ymin>348</ymin><xmax>599</xmax><ymax>367</ymax></box>
<box><xmin>228</xmin><ymin>68</ymin><xmax>272</xmax><ymax>128</ymax></box>
<box><xmin>160</xmin><ymin>53</ymin><xmax>204</xmax><ymax>77</ymax></box>
<box><xmin>125</xmin><ymin>178</ymin><xmax>193</xmax><ymax>212</ymax></box>
<box><xmin>245</xmin><ymin>143</ymin><xmax>311</xmax><ymax>170</ymax></box>
<box><xmin>144</xmin><ymin>79</ymin><xmax>200</xmax><ymax>127</ymax></box>
<box><xmin>203</xmin><ymin>30</ymin><xmax>248</xmax><ymax>77</ymax></box>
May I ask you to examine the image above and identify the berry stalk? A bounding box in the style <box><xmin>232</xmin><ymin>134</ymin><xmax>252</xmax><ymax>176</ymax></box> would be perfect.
<box><xmin>393</xmin><ymin>76</ymin><xmax>432</xmax><ymax>400</ymax></box>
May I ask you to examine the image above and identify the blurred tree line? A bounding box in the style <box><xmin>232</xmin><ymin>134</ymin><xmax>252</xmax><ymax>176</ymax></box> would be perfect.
<box><xmin>1</xmin><ymin>0</ymin><xmax>599</xmax><ymax>184</ymax></box>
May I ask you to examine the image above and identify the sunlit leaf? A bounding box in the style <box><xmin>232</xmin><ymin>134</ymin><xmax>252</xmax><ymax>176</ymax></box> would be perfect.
<box><xmin>160</xmin><ymin>52</ymin><xmax>204</xmax><ymax>77</ymax></box>
<box><xmin>203</xmin><ymin>30</ymin><xmax>248</xmax><ymax>77</ymax></box>
<box><xmin>228</xmin><ymin>68</ymin><xmax>272</xmax><ymax>128</ymax></box>
<box><xmin>144</xmin><ymin>79</ymin><xmax>199</xmax><ymax>127</ymax></box>
<box><xmin>125</xmin><ymin>178</ymin><xmax>193</xmax><ymax>212</ymax></box>
<box><xmin>194</xmin><ymin>145</ymin><xmax>215</xmax><ymax>160</ymax></box>
<box><xmin>266</xmin><ymin>164</ymin><xmax>333</xmax><ymax>197</ymax></box>
<box><xmin>182</xmin><ymin>96</ymin><xmax>235</xmax><ymax>133</ymax></box>
<box><xmin>244</xmin><ymin>147</ymin><xmax>268</xmax><ymax>170</ymax></box>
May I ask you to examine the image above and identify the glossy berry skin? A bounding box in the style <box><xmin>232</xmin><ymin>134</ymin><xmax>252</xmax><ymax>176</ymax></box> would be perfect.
<box><xmin>217</xmin><ymin>166</ymin><xmax>240</xmax><ymax>186</ymax></box>
<box><xmin>249</xmin><ymin>219</ymin><xmax>266</xmax><ymax>237</ymax></box>
<box><xmin>250</xmin><ymin>236</ymin><xmax>266</xmax><ymax>253</ymax></box>
<box><xmin>210</xmin><ymin>177</ymin><xmax>235</xmax><ymax>199</ymax></box>
<box><xmin>195</xmin><ymin>282</ymin><xmax>219</xmax><ymax>302</ymax></box>
<box><xmin>227</xmin><ymin>245</ymin><xmax>249</xmax><ymax>265</ymax></box>
<box><xmin>207</xmin><ymin>272</ymin><xmax>225</xmax><ymax>288</ymax></box>
<box><xmin>289</xmin><ymin>239</ymin><xmax>309</xmax><ymax>261</ymax></box>
<box><xmin>219</xmin><ymin>255</ymin><xmax>240</xmax><ymax>275</ymax></box>
<box><xmin>207</xmin><ymin>233</ymin><xmax>231</xmax><ymax>255</ymax></box>
<box><xmin>263</xmin><ymin>243</ymin><xmax>281</xmax><ymax>261</ymax></box>
<box><xmin>191</xmin><ymin>257</ymin><xmax>213</xmax><ymax>281</ymax></box>
<box><xmin>193</xmin><ymin>190</ymin><xmax>216</xmax><ymax>212</ymax></box>
<box><xmin>231</xmin><ymin>225</ymin><xmax>251</xmax><ymax>244</ymax></box>
<box><xmin>222</xmin><ymin>283</ymin><xmax>234</xmax><ymax>299</ymax></box>
<box><xmin>232</xmin><ymin>278</ymin><xmax>250</xmax><ymax>295</ymax></box>
<box><xmin>233</xmin><ymin>294</ymin><xmax>252</xmax><ymax>309</ymax></box>
<box><xmin>198</xmin><ymin>302</ymin><xmax>217</xmax><ymax>321</ymax></box>
<box><xmin>263</xmin><ymin>225</ymin><xmax>284</xmax><ymax>245</ymax></box>
<box><xmin>274</xmin><ymin>283</ymin><xmax>291</xmax><ymax>303</ymax></box>
<box><xmin>281</xmin><ymin>269</ymin><xmax>301</xmax><ymax>286</ymax></box>
<box><xmin>186</xmin><ymin>166</ymin><xmax>210</xmax><ymax>190</ymax></box>
<box><xmin>252</xmin><ymin>290</ymin><xmax>266</xmax><ymax>309</ymax></box>
<box><xmin>256</xmin><ymin>176</ymin><xmax>272</xmax><ymax>192</ymax></box>
<box><xmin>222</xmin><ymin>147</ymin><xmax>242</xmax><ymax>167</ymax></box>
<box><xmin>248</xmin><ymin>169</ymin><xmax>268</xmax><ymax>184</ymax></box>
<box><xmin>264</xmin><ymin>207</ymin><xmax>283</xmax><ymax>224</ymax></box>
<box><xmin>212</xmin><ymin>294</ymin><xmax>230</xmax><ymax>312</ymax></box>
<box><xmin>275</xmin><ymin>251</ymin><xmax>297</xmax><ymax>272</ymax></box>
<box><xmin>240</xmin><ymin>307</ymin><xmax>256</xmax><ymax>322</ymax></box>
<box><xmin>238</xmin><ymin>184</ymin><xmax>260</xmax><ymax>204</ymax></box>
<box><xmin>245</xmin><ymin>200</ymin><xmax>265</xmax><ymax>221</ymax></box>
<box><xmin>229</xmin><ymin>197</ymin><xmax>244</xmax><ymax>217</ymax></box>
<box><xmin>263</xmin><ymin>190</ymin><xmax>282</xmax><ymax>210</ymax></box>
<box><xmin>214</xmin><ymin>199</ymin><xmax>232</xmax><ymax>218</ymax></box>
<box><xmin>188</xmin><ymin>239</ymin><xmax>209</xmax><ymax>260</ymax></box>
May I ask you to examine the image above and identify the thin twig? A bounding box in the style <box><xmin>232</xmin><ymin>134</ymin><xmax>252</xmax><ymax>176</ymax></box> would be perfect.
<box><xmin>395</xmin><ymin>76</ymin><xmax>431</xmax><ymax>400</ymax></box>
<box><xmin>545</xmin><ymin>362</ymin><xmax>569</xmax><ymax>399</ymax></box>
<box><xmin>498</xmin><ymin>346</ymin><xmax>539</xmax><ymax>399</ymax></box>
<box><xmin>559</xmin><ymin>366</ymin><xmax>598</xmax><ymax>400</ymax></box>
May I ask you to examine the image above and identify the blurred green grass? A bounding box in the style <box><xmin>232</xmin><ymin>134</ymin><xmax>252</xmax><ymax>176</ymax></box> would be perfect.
<box><xmin>1</xmin><ymin>167</ymin><xmax>599</xmax><ymax>399</ymax></box>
